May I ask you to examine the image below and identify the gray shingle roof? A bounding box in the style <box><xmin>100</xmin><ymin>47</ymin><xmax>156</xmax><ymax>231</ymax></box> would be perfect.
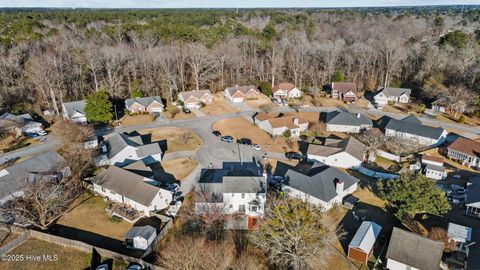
<box><xmin>225</xmin><ymin>85</ymin><xmax>257</xmax><ymax>96</ymax></box>
<box><xmin>107</xmin><ymin>133</ymin><xmax>162</xmax><ymax>159</ymax></box>
<box><xmin>125</xmin><ymin>225</ymin><xmax>156</xmax><ymax>240</ymax></box>
<box><xmin>275</xmin><ymin>162</ymin><xmax>359</xmax><ymax>202</ymax></box>
<box><xmin>324</xmin><ymin>111</ymin><xmax>372</xmax><ymax>127</ymax></box>
<box><xmin>386</xmin><ymin>227</ymin><xmax>444</xmax><ymax>270</ymax></box>
<box><xmin>198</xmin><ymin>163</ymin><xmax>265</xmax><ymax>194</ymax></box>
<box><xmin>94</xmin><ymin>166</ymin><xmax>161</xmax><ymax>206</ymax></box>
<box><xmin>125</xmin><ymin>96</ymin><xmax>163</xmax><ymax>108</ymax></box>
<box><xmin>465</xmin><ymin>177</ymin><xmax>480</xmax><ymax>205</ymax></box>
<box><xmin>62</xmin><ymin>100</ymin><xmax>86</xmax><ymax>118</ymax></box>
<box><xmin>307</xmin><ymin>136</ymin><xmax>367</xmax><ymax>162</ymax></box>
<box><xmin>0</xmin><ymin>151</ymin><xmax>67</xmax><ymax>202</ymax></box>
<box><xmin>384</xmin><ymin>115</ymin><xmax>445</xmax><ymax>140</ymax></box>
<box><xmin>377</xmin><ymin>87</ymin><xmax>411</xmax><ymax>97</ymax></box>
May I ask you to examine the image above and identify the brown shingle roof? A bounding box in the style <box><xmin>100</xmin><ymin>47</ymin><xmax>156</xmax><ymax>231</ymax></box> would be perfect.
<box><xmin>273</xmin><ymin>83</ymin><xmax>295</xmax><ymax>93</ymax></box>
<box><xmin>422</xmin><ymin>155</ymin><xmax>444</xmax><ymax>163</ymax></box>
<box><xmin>448</xmin><ymin>137</ymin><xmax>480</xmax><ymax>157</ymax></box>
<box><xmin>179</xmin><ymin>90</ymin><xmax>212</xmax><ymax>100</ymax></box>
<box><xmin>331</xmin><ymin>82</ymin><xmax>358</xmax><ymax>94</ymax></box>
<box><xmin>307</xmin><ymin>136</ymin><xmax>366</xmax><ymax>161</ymax></box>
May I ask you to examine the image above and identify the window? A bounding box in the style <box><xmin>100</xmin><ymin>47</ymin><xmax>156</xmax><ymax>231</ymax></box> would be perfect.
<box><xmin>241</xmin><ymin>193</ymin><xmax>245</xmax><ymax>199</ymax></box>
<box><xmin>229</xmin><ymin>205</ymin><xmax>233</xmax><ymax>208</ymax></box>
<box><xmin>239</xmin><ymin>205</ymin><xmax>245</xmax><ymax>212</ymax></box>
<box><xmin>101</xmin><ymin>187</ymin><xmax>106</xmax><ymax>192</ymax></box>
<box><xmin>251</xmin><ymin>205</ymin><xmax>258</xmax><ymax>212</ymax></box>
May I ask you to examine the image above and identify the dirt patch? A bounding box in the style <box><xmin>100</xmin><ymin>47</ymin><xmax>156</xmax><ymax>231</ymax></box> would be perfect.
<box><xmin>310</xmin><ymin>96</ymin><xmax>346</xmax><ymax>108</ymax></box>
<box><xmin>161</xmin><ymin>158</ymin><xmax>198</xmax><ymax>180</ymax></box>
<box><xmin>164</xmin><ymin>104</ymin><xmax>196</xmax><ymax>120</ymax></box>
<box><xmin>201</xmin><ymin>93</ymin><xmax>238</xmax><ymax>116</ymax></box>
<box><xmin>120</xmin><ymin>114</ymin><xmax>154</xmax><ymax>126</ymax></box>
<box><xmin>244</xmin><ymin>94</ymin><xmax>276</xmax><ymax>109</ymax></box>
<box><xmin>58</xmin><ymin>193</ymin><xmax>133</xmax><ymax>240</ymax></box>
<box><xmin>213</xmin><ymin>117</ymin><xmax>298</xmax><ymax>152</ymax></box>
<box><xmin>139</xmin><ymin>127</ymin><xmax>203</xmax><ymax>153</ymax></box>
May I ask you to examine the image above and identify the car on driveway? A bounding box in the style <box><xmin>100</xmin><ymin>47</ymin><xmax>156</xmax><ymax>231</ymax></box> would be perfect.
<box><xmin>252</xmin><ymin>143</ymin><xmax>261</xmax><ymax>150</ymax></box>
<box><xmin>182</xmin><ymin>107</ymin><xmax>191</xmax><ymax>114</ymax></box>
<box><xmin>166</xmin><ymin>200</ymin><xmax>183</xmax><ymax>217</ymax></box>
<box><xmin>212</xmin><ymin>130</ymin><xmax>221</xmax><ymax>137</ymax></box>
<box><xmin>166</xmin><ymin>183</ymin><xmax>180</xmax><ymax>193</ymax></box>
<box><xmin>236</xmin><ymin>138</ymin><xmax>252</xmax><ymax>145</ymax></box>
<box><xmin>285</xmin><ymin>151</ymin><xmax>304</xmax><ymax>160</ymax></box>
<box><xmin>126</xmin><ymin>263</ymin><xmax>143</xmax><ymax>270</ymax></box>
<box><xmin>220</xmin><ymin>135</ymin><xmax>234</xmax><ymax>143</ymax></box>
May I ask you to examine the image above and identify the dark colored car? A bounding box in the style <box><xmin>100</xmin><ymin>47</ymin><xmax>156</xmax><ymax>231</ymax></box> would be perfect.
<box><xmin>220</xmin><ymin>135</ymin><xmax>234</xmax><ymax>143</ymax></box>
<box><xmin>182</xmin><ymin>107</ymin><xmax>191</xmax><ymax>114</ymax></box>
<box><xmin>236</xmin><ymin>138</ymin><xmax>252</xmax><ymax>145</ymax></box>
<box><xmin>212</xmin><ymin>130</ymin><xmax>221</xmax><ymax>137</ymax></box>
<box><xmin>285</xmin><ymin>151</ymin><xmax>304</xmax><ymax>160</ymax></box>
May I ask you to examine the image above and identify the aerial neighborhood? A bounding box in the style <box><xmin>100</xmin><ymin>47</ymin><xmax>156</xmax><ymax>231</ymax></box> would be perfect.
<box><xmin>0</xmin><ymin>5</ymin><xmax>480</xmax><ymax>270</ymax></box>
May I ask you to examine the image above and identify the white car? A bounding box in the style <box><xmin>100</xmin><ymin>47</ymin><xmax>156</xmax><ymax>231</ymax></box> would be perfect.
<box><xmin>166</xmin><ymin>200</ymin><xmax>183</xmax><ymax>217</ymax></box>
<box><xmin>252</xmin><ymin>144</ymin><xmax>261</xmax><ymax>150</ymax></box>
<box><xmin>37</xmin><ymin>130</ymin><xmax>47</xmax><ymax>136</ymax></box>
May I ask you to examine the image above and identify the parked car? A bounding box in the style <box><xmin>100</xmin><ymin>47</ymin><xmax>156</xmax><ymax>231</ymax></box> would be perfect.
<box><xmin>126</xmin><ymin>263</ymin><xmax>143</xmax><ymax>270</ymax></box>
<box><xmin>212</xmin><ymin>130</ymin><xmax>221</xmax><ymax>137</ymax></box>
<box><xmin>166</xmin><ymin>183</ymin><xmax>180</xmax><ymax>193</ymax></box>
<box><xmin>220</xmin><ymin>136</ymin><xmax>234</xmax><ymax>143</ymax></box>
<box><xmin>457</xmin><ymin>187</ymin><xmax>466</xmax><ymax>194</ymax></box>
<box><xmin>166</xmin><ymin>200</ymin><xmax>183</xmax><ymax>217</ymax></box>
<box><xmin>182</xmin><ymin>107</ymin><xmax>191</xmax><ymax>114</ymax></box>
<box><xmin>96</xmin><ymin>264</ymin><xmax>109</xmax><ymax>270</ymax></box>
<box><xmin>37</xmin><ymin>130</ymin><xmax>47</xmax><ymax>136</ymax></box>
<box><xmin>236</xmin><ymin>138</ymin><xmax>252</xmax><ymax>145</ymax></box>
<box><xmin>25</xmin><ymin>132</ymin><xmax>39</xmax><ymax>138</ymax></box>
<box><xmin>285</xmin><ymin>152</ymin><xmax>304</xmax><ymax>160</ymax></box>
<box><xmin>252</xmin><ymin>143</ymin><xmax>261</xmax><ymax>150</ymax></box>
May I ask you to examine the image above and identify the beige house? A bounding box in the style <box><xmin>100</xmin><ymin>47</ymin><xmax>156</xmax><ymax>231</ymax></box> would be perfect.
<box><xmin>253</xmin><ymin>112</ymin><xmax>308</xmax><ymax>138</ymax></box>
<box><xmin>125</xmin><ymin>96</ymin><xmax>163</xmax><ymax>114</ymax></box>
<box><xmin>224</xmin><ymin>85</ymin><xmax>260</xmax><ymax>103</ymax></box>
<box><xmin>178</xmin><ymin>90</ymin><xmax>214</xmax><ymax>108</ymax></box>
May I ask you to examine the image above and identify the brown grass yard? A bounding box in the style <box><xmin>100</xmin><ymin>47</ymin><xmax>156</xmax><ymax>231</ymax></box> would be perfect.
<box><xmin>267</xmin><ymin>158</ymin><xmax>299</xmax><ymax>173</ymax></box>
<box><xmin>244</xmin><ymin>94</ymin><xmax>275</xmax><ymax>109</ymax></box>
<box><xmin>139</xmin><ymin>127</ymin><xmax>203</xmax><ymax>152</ymax></box>
<box><xmin>161</xmin><ymin>158</ymin><xmax>198</xmax><ymax>180</ymax></box>
<box><xmin>120</xmin><ymin>114</ymin><xmax>154</xmax><ymax>126</ymax></box>
<box><xmin>164</xmin><ymin>104</ymin><xmax>196</xmax><ymax>120</ymax></box>
<box><xmin>0</xmin><ymin>135</ymin><xmax>42</xmax><ymax>153</ymax></box>
<box><xmin>0</xmin><ymin>230</ymin><xmax>18</xmax><ymax>247</ymax></box>
<box><xmin>1</xmin><ymin>238</ymin><xmax>91</xmax><ymax>270</ymax></box>
<box><xmin>57</xmin><ymin>193</ymin><xmax>132</xmax><ymax>240</ymax></box>
<box><xmin>213</xmin><ymin>117</ymin><xmax>298</xmax><ymax>152</ymax></box>
<box><xmin>201</xmin><ymin>94</ymin><xmax>239</xmax><ymax>116</ymax></box>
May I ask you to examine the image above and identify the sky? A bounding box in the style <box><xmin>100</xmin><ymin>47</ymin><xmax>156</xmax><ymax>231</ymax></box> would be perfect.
<box><xmin>1</xmin><ymin>0</ymin><xmax>480</xmax><ymax>9</ymax></box>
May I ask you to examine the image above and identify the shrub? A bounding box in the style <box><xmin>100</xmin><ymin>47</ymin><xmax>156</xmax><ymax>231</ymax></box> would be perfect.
<box><xmin>418</xmin><ymin>104</ymin><xmax>426</xmax><ymax>113</ymax></box>
<box><xmin>110</xmin><ymin>215</ymin><xmax>123</xmax><ymax>223</ymax></box>
<box><xmin>282</xmin><ymin>129</ymin><xmax>292</xmax><ymax>138</ymax></box>
<box><xmin>200</xmin><ymin>101</ymin><xmax>206</xmax><ymax>108</ymax></box>
<box><xmin>458</xmin><ymin>115</ymin><xmax>466</xmax><ymax>124</ymax></box>
<box><xmin>387</xmin><ymin>100</ymin><xmax>395</xmax><ymax>105</ymax></box>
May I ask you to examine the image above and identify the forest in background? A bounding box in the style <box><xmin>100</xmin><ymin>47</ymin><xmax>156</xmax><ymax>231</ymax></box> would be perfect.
<box><xmin>0</xmin><ymin>6</ymin><xmax>479</xmax><ymax>115</ymax></box>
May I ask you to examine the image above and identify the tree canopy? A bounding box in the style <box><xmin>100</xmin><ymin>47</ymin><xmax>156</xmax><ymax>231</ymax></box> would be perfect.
<box><xmin>85</xmin><ymin>90</ymin><xmax>113</xmax><ymax>123</ymax></box>
<box><xmin>378</xmin><ymin>173</ymin><xmax>451</xmax><ymax>221</ymax></box>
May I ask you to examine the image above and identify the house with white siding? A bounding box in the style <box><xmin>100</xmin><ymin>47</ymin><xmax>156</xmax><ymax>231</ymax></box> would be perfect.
<box><xmin>62</xmin><ymin>100</ymin><xmax>87</xmax><ymax>124</ymax></box>
<box><xmin>125</xmin><ymin>96</ymin><xmax>164</xmax><ymax>114</ymax></box>
<box><xmin>274</xmin><ymin>161</ymin><xmax>359</xmax><ymax>211</ymax></box>
<box><xmin>331</xmin><ymin>82</ymin><xmax>359</xmax><ymax>102</ymax></box>
<box><xmin>376</xmin><ymin>115</ymin><xmax>447</xmax><ymax>146</ymax></box>
<box><xmin>124</xmin><ymin>225</ymin><xmax>157</xmax><ymax>250</ymax></box>
<box><xmin>0</xmin><ymin>113</ymin><xmax>44</xmax><ymax>136</ymax></box>
<box><xmin>421</xmin><ymin>155</ymin><xmax>446</xmax><ymax>180</ymax></box>
<box><xmin>178</xmin><ymin>90</ymin><xmax>214</xmax><ymax>108</ymax></box>
<box><xmin>106</xmin><ymin>132</ymin><xmax>162</xmax><ymax>167</ymax></box>
<box><xmin>272</xmin><ymin>83</ymin><xmax>302</xmax><ymax>99</ymax></box>
<box><xmin>253</xmin><ymin>112</ymin><xmax>308</xmax><ymax>138</ymax></box>
<box><xmin>374</xmin><ymin>87</ymin><xmax>411</xmax><ymax>107</ymax></box>
<box><xmin>322</xmin><ymin>111</ymin><xmax>373</xmax><ymax>133</ymax></box>
<box><xmin>446</xmin><ymin>137</ymin><xmax>480</xmax><ymax>170</ymax></box>
<box><xmin>306</xmin><ymin>137</ymin><xmax>367</xmax><ymax>169</ymax></box>
<box><xmin>224</xmin><ymin>85</ymin><xmax>260</xmax><ymax>103</ymax></box>
<box><xmin>93</xmin><ymin>165</ymin><xmax>172</xmax><ymax>217</ymax></box>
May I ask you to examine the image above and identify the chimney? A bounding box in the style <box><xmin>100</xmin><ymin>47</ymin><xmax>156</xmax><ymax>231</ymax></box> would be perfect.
<box><xmin>293</xmin><ymin>117</ymin><xmax>299</xmax><ymax>125</ymax></box>
<box><xmin>356</xmin><ymin>113</ymin><xmax>361</xmax><ymax>118</ymax></box>
<box><xmin>335</xmin><ymin>178</ymin><xmax>344</xmax><ymax>195</ymax></box>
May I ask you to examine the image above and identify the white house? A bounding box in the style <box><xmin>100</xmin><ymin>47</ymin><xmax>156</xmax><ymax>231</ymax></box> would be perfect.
<box><xmin>421</xmin><ymin>155</ymin><xmax>446</xmax><ymax>180</ymax></box>
<box><xmin>124</xmin><ymin>225</ymin><xmax>157</xmax><ymax>250</ymax></box>
<box><xmin>178</xmin><ymin>90</ymin><xmax>214</xmax><ymax>108</ymax></box>
<box><xmin>378</xmin><ymin>115</ymin><xmax>447</xmax><ymax>146</ymax></box>
<box><xmin>0</xmin><ymin>113</ymin><xmax>44</xmax><ymax>136</ymax></box>
<box><xmin>62</xmin><ymin>100</ymin><xmax>87</xmax><ymax>124</ymax></box>
<box><xmin>306</xmin><ymin>137</ymin><xmax>367</xmax><ymax>169</ymax></box>
<box><xmin>272</xmin><ymin>83</ymin><xmax>302</xmax><ymax>99</ymax></box>
<box><xmin>323</xmin><ymin>111</ymin><xmax>373</xmax><ymax>134</ymax></box>
<box><xmin>106</xmin><ymin>132</ymin><xmax>162</xmax><ymax>167</ymax></box>
<box><xmin>93</xmin><ymin>165</ymin><xmax>172</xmax><ymax>217</ymax></box>
<box><xmin>224</xmin><ymin>85</ymin><xmax>260</xmax><ymax>103</ymax></box>
<box><xmin>386</xmin><ymin>227</ymin><xmax>444</xmax><ymax>270</ymax></box>
<box><xmin>465</xmin><ymin>178</ymin><xmax>480</xmax><ymax>218</ymax></box>
<box><xmin>274</xmin><ymin>161</ymin><xmax>359</xmax><ymax>211</ymax></box>
<box><xmin>196</xmin><ymin>162</ymin><xmax>266</xmax><ymax>230</ymax></box>
<box><xmin>253</xmin><ymin>112</ymin><xmax>308</xmax><ymax>138</ymax></box>
<box><xmin>374</xmin><ymin>87</ymin><xmax>411</xmax><ymax>107</ymax></box>
<box><xmin>125</xmin><ymin>96</ymin><xmax>163</xmax><ymax>114</ymax></box>
<box><xmin>446</xmin><ymin>137</ymin><xmax>480</xmax><ymax>170</ymax></box>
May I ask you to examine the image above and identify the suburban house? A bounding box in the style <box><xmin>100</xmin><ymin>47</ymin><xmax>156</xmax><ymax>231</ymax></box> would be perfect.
<box><xmin>124</xmin><ymin>225</ymin><xmax>157</xmax><ymax>250</ymax></box>
<box><xmin>0</xmin><ymin>151</ymin><xmax>68</xmax><ymax>204</ymax></box>
<box><xmin>224</xmin><ymin>85</ymin><xmax>260</xmax><ymax>103</ymax></box>
<box><xmin>446</xmin><ymin>137</ymin><xmax>480</xmax><ymax>170</ymax></box>
<box><xmin>373</xmin><ymin>87</ymin><xmax>411</xmax><ymax>107</ymax></box>
<box><xmin>272</xmin><ymin>83</ymin><xmax>302</xmax><ymax>99</ymax></box>
<box><xmin>0</xmin><ymin>113</ymin><xmax>44</xmax><ymax>136</ymax></box>
<box><xmin>431</xmin><ymin>97</ymin><xmax>448</xmax><ymax>113</ymax></box>
<box><xmin>62</xmin><ymin>100</ymin><xmax>87</xmax><ymax>124</ymax></box>
<box><xmin>93</xmin><ymin>165</ymin><xmax>172</xmax><ymax>217</ymax></box>
<box><xmin>178</xmin><ymin>90</ymin><xmax>214</xmax><ymax>108</ymax></box>
<box><xmin>421</xmin><ymin>155</ymin><xmax>446</xmax><ymax>180</ymax></box>
<box><xmin>385</xmin><ymin>227</ymin><xmax>444</xmax><ymax>270</ymax></box>
<box><xmin>274</xmin><ymin>161</ymin><xmax>359</xmax><ymax>211</ymax></box>
<box><xmin>376</xmin><ymin>115</ymin><xmax>447</xmax><ymax>146</ymax></box>
<box><xmin>322</xmin><ymin>111</ymin><xmax>373</xmax><ymax>133</ymax></box>
<box><xmin>465</xmin><ymin>177</ymin><xmax>480</xmax><ymax>218</ymax></box>
<box><xmin>106</xmin><ymin>132</ymin><xmax>163</xmax><ymax>167</ymax></box>
<box><xmin>331</xmin><ymin>82</ymin><xmax>358</xmax><ymax>102</ymax></box>
<box><xmin>195</xmin><ymin>162</ymin><xmax>267</xmax><ymax>230</ymax></box>
<box><xmin>306</xmin><ymin>137</ymin><xmax>367</xmax><ymax>169</ymax></box>
<box><xmin>125</xmin><ymin>96</ymin><xmax>163</xmax><ymax>114</ymax></box>
<box><xmin>253</xmin><ymin>112</ymin><xmax>308</xmax><ymax>138</ymax></box>
<box><xmin>348</xmin><ymin>221</ymin><xmax>382</xmax><ymax>265</ymax></box>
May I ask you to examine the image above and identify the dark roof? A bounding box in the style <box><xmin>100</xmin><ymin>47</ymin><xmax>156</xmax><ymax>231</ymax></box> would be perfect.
<box><xmin>331</xmin><ymin>82</ymin><xmax>358</xmax><ymax>94</ymax></box>
<box><xmin>124</xmin><ymin>225</ymin><xmax>156</xmax><ymax>240</ymax></box>
<box><xmin>386</xmin><ymin>227</ymin><xmax>444</xmax><ymax>270</ymax></box>
<box><xmin>402</xmin><ymin>115</ymin><xmax>422</xmax><ymax>124</ymax></box>
<box><xmin>465</xmin><ymin>177</ymin><xmax>480</xmax><ymax>205</ymax></box>
<box><xmin>324</xmin><ymin>111</ymin><xmax>372</xmax><ymax>127</ymax></box>
<box><xmin>382</xmin><ymin>116</ymin><xmax>445</xmax><ymax>140</ymax></box>
<box><xmin>377</xmin><ymin>87</ymin><xmax>411</xmax><ymax>97</ymax></box>
<box><xmin>225</xmin><ymin>85</ymin><xmax>257</xmax><ymax>96</ymax></box>
<box><xmin>198</xmin><ymin>163</ymin><xmax>265</xmax><ymax>194</ymax></box>
<box><xmin>93</xmin><ymin>166</ymin><xmax>161</xmax><ymax>206</ymax></box>
<box><xmin>0</xmin><ymin>151</ymin><xmax>67</xmax><ymax>202</ymax></box>
<box><xmin>0</xmin><ymin>113</ymin><xmax>37</xmax><ymax>126</ymax></box>
<box><xmin>125</xmin><ymin>96</ymin><xmax>163</xmax><ymax>108</ymax></box>
<box><xmin>275</xmin><ymin>161</ymin><xmax>359</xmax><ymax>202</ymax></box>
<box><xmin>62</xmin><ymin>100</ymin><xmax>86</xmax><ymax>118</ymax></box>
<box><xmin>307</xmin><ymin>136</ymin><xmax>367</xmax><ymax>161</ymax></box>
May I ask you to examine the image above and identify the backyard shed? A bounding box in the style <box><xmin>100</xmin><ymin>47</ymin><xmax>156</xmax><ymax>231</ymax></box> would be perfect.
<box><xmin>348</xmin><ymin>221</ymin><xmax>382</xmax><ymax>265</ymax></box>
<box><xmin>124</xmin><ymin>225</ymin><xmax>157</xmax><ymax>250</ymax></box>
